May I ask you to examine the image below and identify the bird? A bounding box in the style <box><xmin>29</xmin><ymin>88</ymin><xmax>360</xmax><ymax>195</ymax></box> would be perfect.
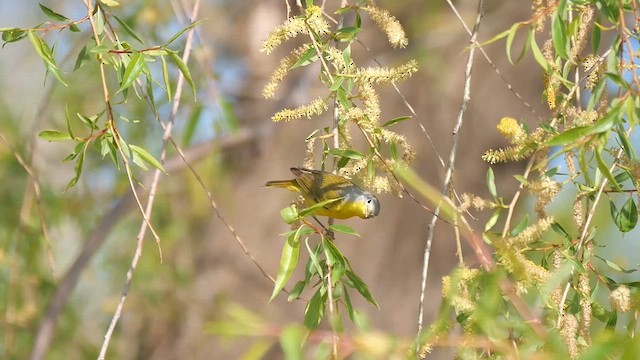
<box><xmin>265</xmin><ymin>167</ymin><xmax>380</xmax><ymax>219</ymax></box>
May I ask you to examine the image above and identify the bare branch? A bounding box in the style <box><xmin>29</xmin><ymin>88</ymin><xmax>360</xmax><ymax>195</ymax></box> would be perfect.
<box><xmin>416</xmin><ymin>0</ymin><xmax>485</xmax><ymax>343</ymax></box>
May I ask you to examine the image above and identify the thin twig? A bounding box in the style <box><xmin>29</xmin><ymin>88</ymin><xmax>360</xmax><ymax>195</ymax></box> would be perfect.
<box><xmin>167</xmin><ymin>135</ymin><xmax>277</xmax><ymax>283</ymax></box>
<box><xmin>416</xmin><ymin>0</ymin><xmax>485</xmax><ymax>345</ymax></box>
<box><xmin>168</xmin><ymin>0</ymin><xmax>276</xmax><ymax>286</ymax></box>
<box><xmin>0</xmin><ymin>131</ymin><xmax>56</xmax><ymax>277</ymax></box>
<box><xmin>447</xmin><ymin>1</ymin><xmax>542</xmax><ymax>122</ymax></box>
<box><xmin>28</xmin><ymin>129</ymin><xmax>259</xmax><ymax>360</ymax></box>
<box><xmin>321</xmin><ymin>11</ymin><xmax>447</xmax><ymax>168</ymax></box>
<box><xmin>298</xmin><ymin>0</ymin><xmax>342</xmax><ymax>355</ymax></box>
<box><xmin>97</xmin><ymin>1</ymin><xmax>200</xmax><ymax>358</ymax></box>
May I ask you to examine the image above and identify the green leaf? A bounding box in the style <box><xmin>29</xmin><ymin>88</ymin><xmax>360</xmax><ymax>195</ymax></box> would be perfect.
<box><xmin>329</xmin><ymin>76</ymin><xmax>344</xmax><ymax>91</ymax></box>
<box><xmin>546</xmin><ymin>116</ymin><xmax>615</xmax><ymax>146</ymax></box>
<box><xmin>334</xmin><ymin>26</ymin><xmax>361</xmax><ymax>42</ymax></box>
<box><xmin>287</xmin><ymin>281</ymin><xmax>307</xmax><ymax>302</ymax></box>
<box><xmin>510</xmin><ymin>214</ymin><xmax>529</xmax><ymax>237</ymax></box>
<box><xmin>327</xmin><ymin>224</ymin><xmax>359</xmax><ymax>237</ymax></box>
<box><xmin>164</xmin><ymin>19</ymin><xmax>203</xmax><ymax>46</ymax></box>
<box><xmin>2</xmin><ymin>28</ymin><xmax>28</xmax><ymax>44</ymax></box>
<box><xmin>118</xmin><ymin>52</ymin><xmax>146</xmax><ymax>93</ymax></box>
<box><xmin>90</xmin><ymin>45</ymin><xmax>109</xmax><ymax>54</ymax></box>
<box><xmin>611</xmin><ymin>197</ymin><xmax>638</xmax><ymax>233</ymax></box>
<box><xmin>484</xmin><ymin>209</ymin><xmax>501</xmax><ymax>232</ymax></box>
<box><xmin>381</xmin><ymin>116</ymin><xmax>411</xmax><ymax>128</ymax></box>
<box><xmin>305</xmin><ymin>237</ymin><xmax>324</xmax><ymax>280</ymax></box>
<box><xmin>182</xmin><ymin>104</ymin><xmax>203</xmax><ymax>146</ymax></box>
<box><xmin>477</xmin><ymin>24</ymin><xmax>511</xmax><ymax>48</ymax></box>
<box><xmin>506</xmin><ymin>22</ymin><xmax>523</xmax><ymax>64</ymax></box>
<box><xmin>342</xmin><ymin>45</ymin><xmax>351</xmax><ymax>70</ymax></box>
<box><xmin>594</xmin><ymin>141</ymin><xmax>620</xmax><ymax>190</ymax></box>
<box><xmin>270</xmin><ymin>227</ymin><xmax>303</xmax><ymax>302</ymax></box>
<box><xmin>336</xmin><ymin>87</ymin><xmax>350</xmax><ymax>109</ymax></box>
<box><xmin>529</xmin><ymin>30</ymin><xmax>551</xmax><ymax>72</ymax></box>
<box><xmin>94</xmin><ymin>7</ymin><xmax>105</xmax><ymax>36</ymax></box>
<box><xmin>27</xmin><ymin>30</ymin><xmax>67</xmax><ymax>86</ymax></box>
<box><xmin>67</xmin><ymin>143</ymin><xmax>87</xmax><ymax>188</ymax></box>
<box><xmin>167</xmin><ymin>51</ymin><xmax>196</xmax><ymax>99</ymax></box>
<box><xmin>128</xmin><ymin>144</ymin><xmax>166</xmax><ymax>173</ymax></box>
<box><xmin>159</xmin><ymin>54</ymin><xmax>173</xmax><ymax>102</ymax></box>
<box><xmin>64</xmin><ymin>105</ymin><xmax>75</xmax><ymax>139</ymax></box>
<box><xmin>606</xmin><ymin>310</ymin><xmax>618</xmax><ymax>330</ymax></box>
<box><xmin>591</xmin><ymin>21</ymin><xmax>601</xmax><ymax>54</ymax></box>
<box><xmin>280</xmin><ymin>205</ymin><xmax>299</xmax><ymax>224</ymax></box>
<box><xmin>38</xmin><ymin>130</ymin><xmax>71</xmax><ymax>141</ymax></box>
<box><xmin>113</xmin><ymin>15</ymin><xmax>144</xmax><ymax>44</ymax></box>
<box><xmin>486</xmin><ymin>167</ymin><xmax>497</xmax><ymax>199</ymax></box>
<box><xmin>322</xmin><ymin>238</ymin><xmax>345</xmax><ymax>268</ymax></box>
<box><xmin>298</xmin><ymin>197</ymin><xmax>341</xmax><ymax>218</ymax></box>
<box><xmin>291</xmin><ymin>47</ymin><xmax>317</xmax><ymax>69</ymax></box>
<box><xmin>73</xmin><ymin>45</ymin><xmax>87</xmax><ymax>71</ymax></box>
<box><xmin>594</xmin><ymin>255</ymin><xmax>637</xmax><ymax>273</ymax></box>
<box><xmin>551</xmin><ymin>12</ymin><xmax>569</xmax><ymax>60</ymax></box>
<box><xmin>335</xmin><ymin>6</ymin><xmax>351</xmax><ymax>15</ymax></box>
<box><xmin>39</xmin><ymin>3</ymin><xmax>69</xmax><ymax>21</ymax></box>
<box><xmin>345</xmin><ymin>269</ymin><xmax>378</xmax><ymax>308</ymax></box>
<box><xmin>513</xmin><ymin>174</ymin><xmax>528</xmax><ymax>186</ymax></box>
<box><xmin>343</xmin><ymin>289</ymin><xmax>357</xmax><ymax>323</ymax></box>
<box><xmin>327</xmin><ymin>148</ymin><xmax>365</xmax><ymax>160</ymax></box>
<box><xmin>76</xmin><ymin>113</ymin><xmax>97</xmax><ymax>129</ymax></box>
<box><xmin>389</xmin><ymin>142</ymin><xmax>398</xmax><ymax>160</ymax></box>
<box><xmin>304</xmin><ymin>288</ymin><xmax>326</xmax><ymax>329</ymax></box>
<box><xmin>551</xmin><ymin>221</ymin><xmax>571</xmax><ymax>239</ymax></box>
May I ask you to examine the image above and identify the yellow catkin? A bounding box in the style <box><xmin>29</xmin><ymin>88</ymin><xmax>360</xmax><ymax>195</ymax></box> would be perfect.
<box><xmin>497</xmin><ymin>117</ymin><xmax>526</xmax><ymax>144</ymax></box>
<box><xmin>362</xmin><ymin>5</ymin><xmax>408</xmax><ymax>48</ymax></box>
<box><xmin>260</xmin><ymin>5</ymin><xmax>329</xmax><ymax>54</ymax></box>
<box><xmin>263</xmin><ymin>44</ymin><xmax>312</xmax><ymax>98</ymax></box>
<box><xmin>271</xmin><ymin>98</ymin><xmax>328</xmax><ymax>122</ymax></box>
<box><xmin>355</xmin><ymin>60</ymin><xmax>418</xmax><ymax>85</ymax></box>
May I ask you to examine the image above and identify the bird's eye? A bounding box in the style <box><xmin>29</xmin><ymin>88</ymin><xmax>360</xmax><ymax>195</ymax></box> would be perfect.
<box><xmin>367</xmin><ymin>199</ymin><xmax>372</xmax><ymax>203</ymax></box>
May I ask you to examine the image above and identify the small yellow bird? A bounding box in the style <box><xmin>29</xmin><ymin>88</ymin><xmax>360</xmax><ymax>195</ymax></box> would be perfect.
<box><xmin>265</xmin><ymin>167</ymin><xmax>380</xmax><ymax>219</ymax></box>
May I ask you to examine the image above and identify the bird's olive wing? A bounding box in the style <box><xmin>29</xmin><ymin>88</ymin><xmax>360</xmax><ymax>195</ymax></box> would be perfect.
<box><xmin>294</xmin><ymin>169</ymin><xmax>351</xmax><ymax>206</ymax></box>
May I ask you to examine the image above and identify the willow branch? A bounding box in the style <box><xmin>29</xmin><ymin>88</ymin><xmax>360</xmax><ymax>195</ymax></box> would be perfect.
<box><xmin>416</xmin><ymin>0</ymin><xmax>484</xmax><ymax>342</ymax></box>
<box><xmin>97</xmin><ymin>0</ymin><xmax>201</xmax><ymax>358</ymax></box>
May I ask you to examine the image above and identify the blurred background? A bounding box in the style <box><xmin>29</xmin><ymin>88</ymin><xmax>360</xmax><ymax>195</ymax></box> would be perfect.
<box><xmin>0</xmin><ymin>1</ymin><xmax>547</xmax><ymax>359</ymax></box>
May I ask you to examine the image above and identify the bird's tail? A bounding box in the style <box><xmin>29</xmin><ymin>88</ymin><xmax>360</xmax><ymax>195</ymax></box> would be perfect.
<box><xmin>265</xmin><ymin>180</ymin><xmax>299</xmax><ymax>192</ymax></box>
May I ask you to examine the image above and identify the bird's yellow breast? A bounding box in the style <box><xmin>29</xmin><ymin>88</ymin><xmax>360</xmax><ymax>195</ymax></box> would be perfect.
<box><xmin>302</xmin><ymin>196</ymin><xmax>367</xmax><ymax>219</ymax></box>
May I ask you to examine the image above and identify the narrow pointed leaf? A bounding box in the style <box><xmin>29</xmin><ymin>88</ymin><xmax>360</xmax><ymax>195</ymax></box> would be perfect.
<box><xmin>160</xmin><ymin>54</ymin><xmax>172</xmax><ymax>101</ymax></box>
<box><xmin>304</xmin><ymin>288</ymin><xmax>326</xmax><ymax>328</ymax></box>
<box><xmin>27</xmin><ymin>30</ymin><xmax>67</xmax><ymax>86</ymax></box>
<box><xmin>118</xmin><ymin>52</ymin><xmax>146</xmax><ymax>93</ymax></box>
<box><xmin>164</xmin><ymin>20</ymin><xmax>203</xmax><ymax>46</ymax></box>
<box><xmin>327</xmin><ymin>224</ymin><xmax>359</xmax><ymax>237</ymax></box>
<box><xmin>167</xmin><ymin>50</ymin><xmax>196</xmax><ymax>98</ymax></box>
<box><xmin>270</xmin><ymin>228</ymin><xmax>303</xmax><ymax>302</ymax></box>
<box><xmin>113</xmin><ymin>15</ymin><xmax>144</xmax><ymax>44</ymax></box>
<box><xmin>129</xmin><ymin>144</ymin><xmax>166</xmax><ymax>173</ymax></box>
<box><xmin>346</xmin><ymin>269</ymin><xmax>378</xmax><ymax>308</ymax></box>
<box><xmin>39</xmin><ymin>3</ymin><xmax>69</xmax><ymax>21</ymax></box>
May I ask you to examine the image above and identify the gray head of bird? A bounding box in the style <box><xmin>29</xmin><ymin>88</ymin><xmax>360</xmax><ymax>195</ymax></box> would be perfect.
<box><xmin>360</xmin><ymin>191</ymin><xmax>380</xmax><ymax>219</ymax></box>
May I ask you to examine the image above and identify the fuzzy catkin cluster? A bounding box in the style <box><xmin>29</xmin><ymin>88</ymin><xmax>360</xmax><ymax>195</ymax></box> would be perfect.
<box><xmin>482</xmin><ymin>117</ymin><xmax>548</xmax><ymax>164</ymax></box>
<box><xmin>362</xmin><ymin>5</ymin><xmax>408</xmax><ymax>48</ymax></box>
<box><xmin>260</xmin><ymin>6</ymin><xmax>329</xmax><ymax>54</ymax></box>
<box><xmin>261</xmin><ymin>2</ymin><xmax>417</xmax><ymax>195</ymax></box>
